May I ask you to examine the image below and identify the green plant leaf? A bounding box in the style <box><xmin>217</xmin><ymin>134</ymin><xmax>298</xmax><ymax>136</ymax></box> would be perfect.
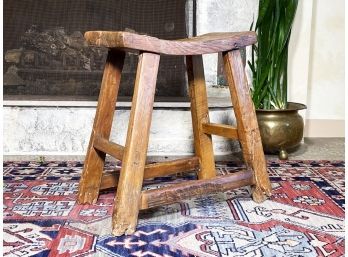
<box><xmin>250</xmin><ymin>0</ymin><xmax>298</xmax><ymax>110</ymax></box>
<box><xmin>256</xmin><ymin>0</ymin><xmax>272</xmax><ymax>29</ymax></box>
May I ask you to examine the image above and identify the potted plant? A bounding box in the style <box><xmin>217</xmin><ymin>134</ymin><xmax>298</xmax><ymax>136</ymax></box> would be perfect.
<box><xmin>248</xmin><ymin>0</ymin><xmax>306</xmax><ymax>160</ymax></box>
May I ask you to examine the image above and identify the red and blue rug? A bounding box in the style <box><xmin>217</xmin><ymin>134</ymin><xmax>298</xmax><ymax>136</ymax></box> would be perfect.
<box><xmin>3</xmin><ymin>160</ymin><xmax>345</xmax><ymax>256</ymax></box>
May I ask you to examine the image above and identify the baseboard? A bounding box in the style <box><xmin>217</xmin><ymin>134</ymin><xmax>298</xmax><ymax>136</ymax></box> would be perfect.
<box><xmin>304</xmin><ymin>119</ymin><xmax>345</xmax><ymax>137</ymax></box>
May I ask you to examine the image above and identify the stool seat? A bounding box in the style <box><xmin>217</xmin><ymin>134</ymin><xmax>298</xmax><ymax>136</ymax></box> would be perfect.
<box><xmin>84</xmin><ymin>31</ymin><xmax>257</xmax><ymax>55</ymax></box>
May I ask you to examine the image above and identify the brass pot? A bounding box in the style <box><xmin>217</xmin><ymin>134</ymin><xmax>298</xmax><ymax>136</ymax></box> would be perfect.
<box><xmin>256</xmin><ymin>102</ymin><xmax>306</xmax><ymax>160</ymax></box>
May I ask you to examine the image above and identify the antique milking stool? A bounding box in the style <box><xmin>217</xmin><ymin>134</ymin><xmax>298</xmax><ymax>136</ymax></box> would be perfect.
<box><xmin>77</xmin><ymin>31</ymin><xmax>272</xmax><ymax>236</ymax></box>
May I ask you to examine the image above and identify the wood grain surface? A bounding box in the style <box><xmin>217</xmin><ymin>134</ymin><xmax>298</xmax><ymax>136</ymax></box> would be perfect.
<box><xmin>223</xmin><ymin>50</ymin><xmax>272</xmax><ymax>202</ymax></box>
<box><xmin>77</xmin><ymin>49</ymin><xmax>125</xmax><ymax>204</ymax></box>
<box><xmin>85</xmin><ymin>31</ymin><xmax>257</xmax><ymax>55</ymax></box>
<box><xmin>99</xmin><ymin>157</ymin><xmax>199</xmax><ymax>190</ymax></box>
<box><xmin>112</xmin><ymin>52</ymin><xmax>160</xmax><ymax>236</ymax></box>
<box><xmin>202</xmin><ymin>123</ymin><xmax>239</xmax><ymax>139</ymax></box>
<box><xmin>140</xmin><ymin>169</ymin><xmax>253</xmax><ymax>209</ymax></box>
<box><xmin>186</xmin><ymin>55</ymin><xmax>216</xmax><ymax>180</ymax></box>
<box><xmin>93</xmin><ymin>135</ymin><xmax>124</xmax><ymax>161</ymax></box>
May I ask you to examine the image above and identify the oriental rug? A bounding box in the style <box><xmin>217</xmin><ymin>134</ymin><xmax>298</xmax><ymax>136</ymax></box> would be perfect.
<box><xmin>3</xmin><ymin>160</ymin><xmax>345</xmax><ymax>257</ymax></box>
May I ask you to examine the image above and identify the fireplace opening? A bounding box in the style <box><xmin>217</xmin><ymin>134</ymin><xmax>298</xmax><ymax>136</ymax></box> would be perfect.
<box><xmin>4</xmin><ymin>0</ymin><xmax>194</xmax><ymax>101</ymax></box>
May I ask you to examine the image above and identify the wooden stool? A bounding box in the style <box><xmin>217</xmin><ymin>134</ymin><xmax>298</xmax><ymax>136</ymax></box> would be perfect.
<box><xmin>77</xmin><ymin>31</ymin><xmax>272</xmax><ymax>236</ymax></box>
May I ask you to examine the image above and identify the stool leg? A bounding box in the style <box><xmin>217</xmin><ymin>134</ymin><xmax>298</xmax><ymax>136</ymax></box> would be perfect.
<box><xmin>223</xmin><ymin>50</ymin><xmax>272</xmax><ymax>202</ymax></box>
<box><xmin>112</xmin><ymin>52</ymin><xmax>160</xmax><ymax>236</ymax></box>
<box><xmin>186</xmin><ymin>55</ymin><xmax>216</xmax><ymax>180</ymax></box>
<box><xmin>78</xmin><ymin>50</ymin><xmax>125</xmax><ymax>204</ymax></box>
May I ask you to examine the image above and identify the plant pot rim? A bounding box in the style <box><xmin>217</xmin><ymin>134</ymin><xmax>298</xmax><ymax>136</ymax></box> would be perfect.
<box><xmin>256</xmin><ymin>102</ymin><xmax>307</xmax><ymax>112</ymax></box>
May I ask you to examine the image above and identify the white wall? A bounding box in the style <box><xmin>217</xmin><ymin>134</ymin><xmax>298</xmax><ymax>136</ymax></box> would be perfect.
<box><xmin>304</xmin><ymin>0</ymin><xmax>345</xmax><ymax>137</ymax></box>
<box><xmin>307</xmin><ymin>0</ymin><xmax>345</xmax><ymax>120</ymax></box>
<box><xmin>288</xmin><ymin>1</ymin><xmax>314</xmax><ymax>108</ymax></box>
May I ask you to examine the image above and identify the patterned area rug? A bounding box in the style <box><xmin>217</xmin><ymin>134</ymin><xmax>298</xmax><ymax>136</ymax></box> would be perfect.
<box><xmin>3</xmin><ymin>160</ymin><xmax>345</xmax><ymax>257</ymax></box>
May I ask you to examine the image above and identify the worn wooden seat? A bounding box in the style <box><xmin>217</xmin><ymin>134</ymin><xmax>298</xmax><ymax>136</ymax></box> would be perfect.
<box><xmin>84</xmin><ymin>31</ymin><xmax>257</xmax><ymax>55</ymax></box>
<box><xmin>78</xmin><ymin>30</ymin><xmax>272</xmax><ymax>236</ymax></box>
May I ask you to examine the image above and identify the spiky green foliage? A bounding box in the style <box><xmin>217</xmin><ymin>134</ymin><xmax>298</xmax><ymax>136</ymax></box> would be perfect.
<box><xmin>249</xmin><ymin>0</ymin><xmax>298</xmax><ymax>109</ymax></box>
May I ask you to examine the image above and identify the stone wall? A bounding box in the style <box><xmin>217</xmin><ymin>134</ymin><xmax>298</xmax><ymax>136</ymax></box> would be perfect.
<box><xmin>4</xmin><ymin>105</ymin><xmax>239</xmax><ymax>158</ymax></box>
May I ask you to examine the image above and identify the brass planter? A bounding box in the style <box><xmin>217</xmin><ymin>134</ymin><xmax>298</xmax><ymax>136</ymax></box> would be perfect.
<box><xmin>256</xmin><ymin>102</ymin><xmax>307</xmax><ymax>160</ymax></box>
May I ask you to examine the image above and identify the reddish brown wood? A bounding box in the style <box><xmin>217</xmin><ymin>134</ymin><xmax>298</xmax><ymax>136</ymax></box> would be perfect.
<box><xmin>202</xmin><ymin>123</ymin><xmax>239</xmax><ymax>139</ymax></box>
<box><xmin>186</xmin><ymin>55</ymin><xmax>216</xmax><ymax>180</ymax></box>
<box><xmin>140</xmin><ymin>169</ymin><xmax>253</xmax><ymax>209</ymax></box>
<box><xmin>99</xmin><ymin>157</ymin><xmax>200</xmax><ymax>190</ymax></box>
<box><xmin>100</xmin><ymin>172</ymin><xmax>120</xmax><ymax>190</ymax></box>
<box><xmin>112</xmin><ymin>52</ymin><xmax>160</xmax><ymax>236</ymax></box>
<box><xmin>84</xmin><ymin>31</ymin><xmax>257</xmax><ymax>55</ymax></box>
<box><xmin>223</xmin><ymin>50</ymin><xmax>272</xmax><ymax>202</ymax></box>
<box><xmin>144</xmin><ymin>157</ymin><xmax>199</xmax><ymax>179</ymax></box>
<box><xmin>77</xmin><ymin>49</ymin><xmax>125</xmax><ymax>204</ymax></box>
<box><xmin>93</xmin><ymin>135</ymin><xmax>124</xmax><ymax>160</ymax></box>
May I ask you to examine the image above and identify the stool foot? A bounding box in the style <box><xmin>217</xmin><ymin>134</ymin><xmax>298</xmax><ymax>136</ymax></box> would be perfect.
<box><xmin>77</xmin><ymin>185</ymin><xmax>100</xmax><ymax>204</ymax></box>
<box><xmin>112</xmin><ymin>221</ymin><xmax>136</xmax><ymax>236</ymax></box>
<box><xmin>251</xmin><ymin>185</ymin><xmax>271</xmax><ymax>203</ymax></box>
